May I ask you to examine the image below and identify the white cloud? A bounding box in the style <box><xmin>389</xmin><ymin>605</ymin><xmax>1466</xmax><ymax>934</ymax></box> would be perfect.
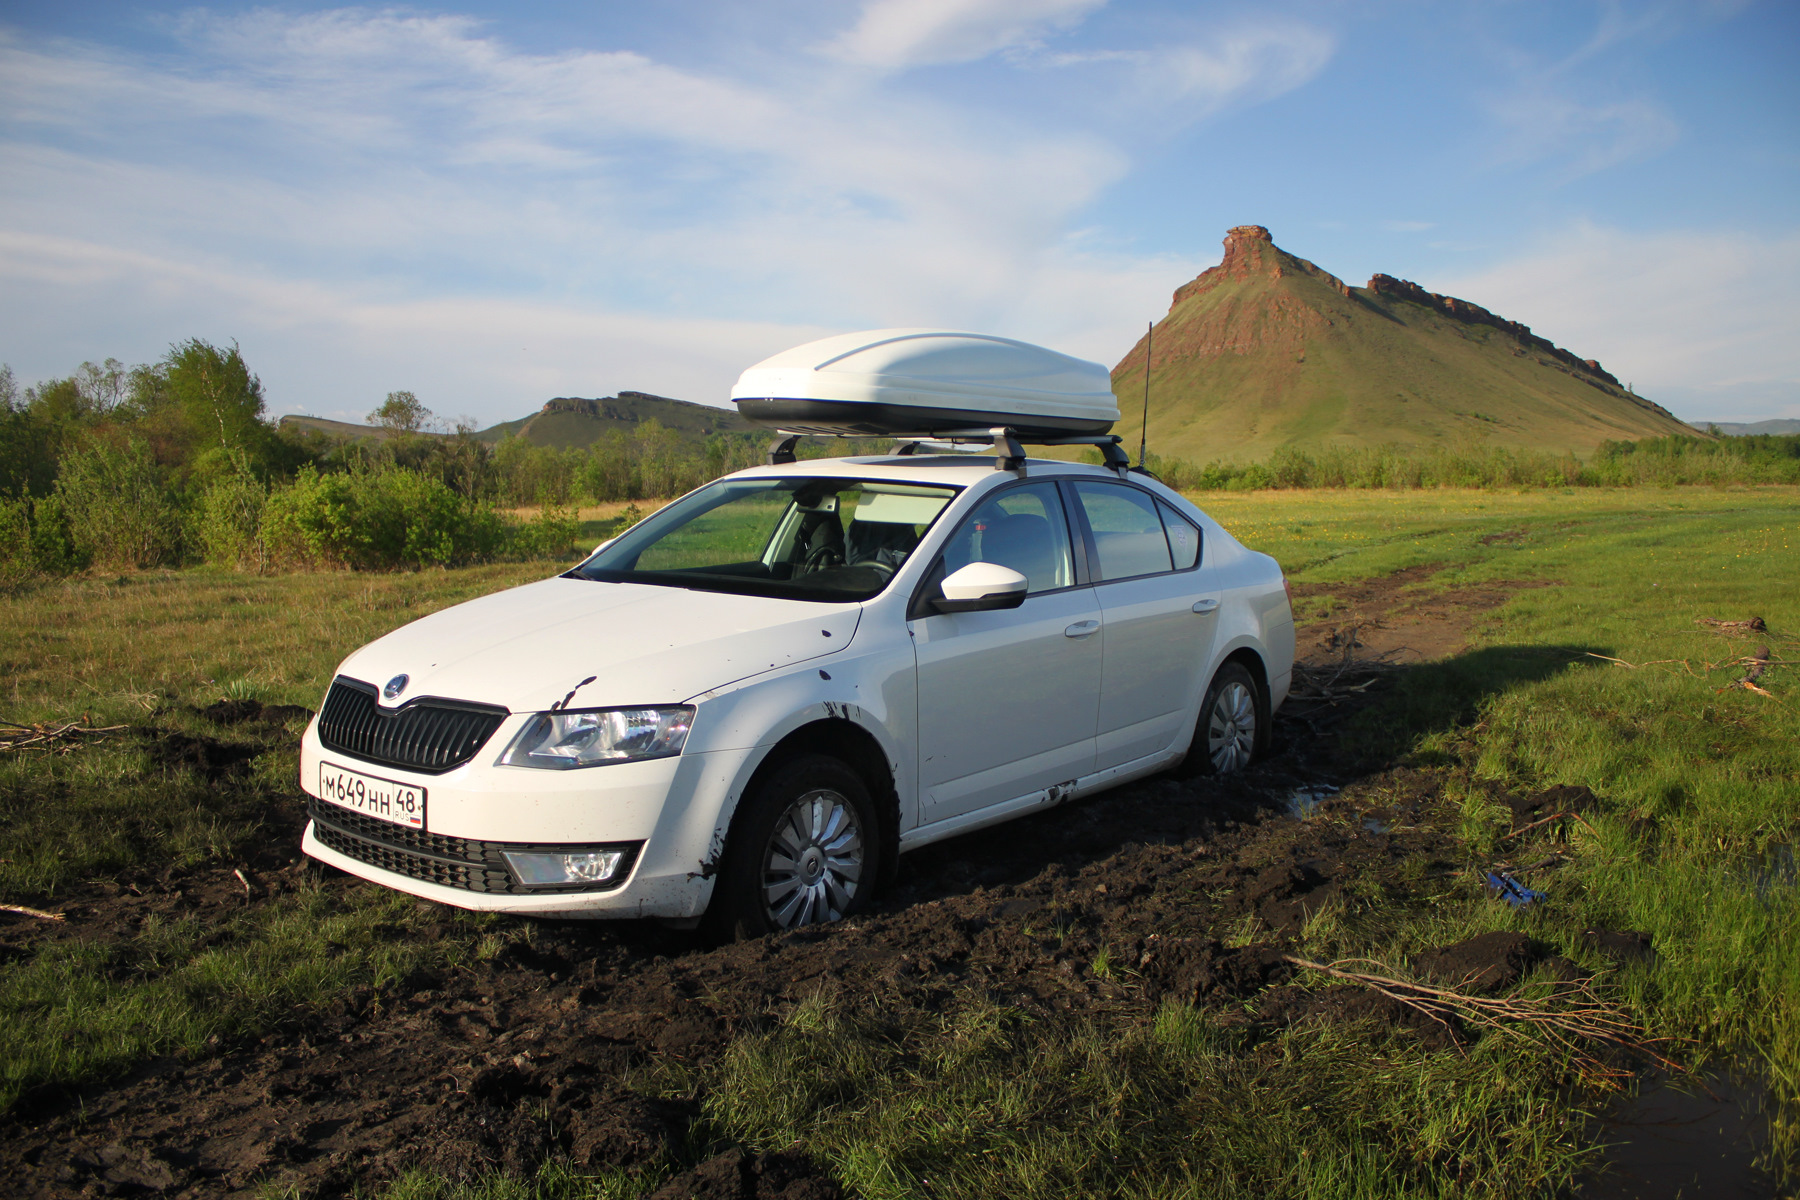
<box><xmin>1031</xmin><ymin>21</ymin><xmax>1334</xmax><ymax>122</ymax></box>
<box><xmin>1486</xmin><ymin>89</ymin><xmax>1680</xmax><ymax>179</ymax></box>
<box><xmin>0</xmin><ymin>229</ymin><xmax>828</xmax><ymax>418</ymax></box>
<box><xmin>819</xmin><ymin>0</ymin><xmax>1106</xmax><ymax>70</ymax></box>
<box><xmin>3</xmin><ymin>4</ymin><xmax>1335</xmax><ymax>421</ymax></box>
<box><xmin>1442</xmin><ymin>223</ymin><xmax>1800</xmax><ymax>421</ymax></box>
<box><xmin>1137</xmin><ymin>24</ymin><xmax>1334</xmax><ymax>115</ymax></box>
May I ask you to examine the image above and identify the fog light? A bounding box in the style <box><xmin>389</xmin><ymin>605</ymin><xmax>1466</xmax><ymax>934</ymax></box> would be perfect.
<box><xmin>502</xmin><ymin>847</ymin><xmax>631</xmax><ymax>888</ymax></box>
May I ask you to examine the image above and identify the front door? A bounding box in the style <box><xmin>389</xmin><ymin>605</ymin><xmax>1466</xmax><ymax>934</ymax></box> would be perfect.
<box><xmin>912</xmin><ymin>481</ymin><xmax>1101</xmax><ymax>822</ymax></box>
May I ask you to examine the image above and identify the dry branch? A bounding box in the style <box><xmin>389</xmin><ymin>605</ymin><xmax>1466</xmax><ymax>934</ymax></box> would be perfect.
<box><xmin>0</xmin><ymin>718</ymin><xmax>129</xmax><ymax>754</ymax></box>
<box><xmin>1289</xmin><ymin>639</ymin><xmax>1407</xmax><ymax>704</ymax></box>
<box><xmin>1282</xmin><ymin>954</ymin><xmax>1681</xmax><ymax>1077</ymax></box>
<box><xmin>1695</xmin><ymin>616</ymin><xmax>1767</xmax><ymax>635</ymax></box>
<box><xmin>0</xmin><ymin>903</ymin><xmax>65</xmax><ymax>921</ymax></box>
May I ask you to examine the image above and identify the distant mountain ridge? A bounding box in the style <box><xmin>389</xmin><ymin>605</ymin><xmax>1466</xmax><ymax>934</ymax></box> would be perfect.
<box><xmin>1690</xmin><ymin>418</ymin><xmax>1800</xmax><ymax>437</ymax></box>
<box><xmin>475</xmin><ymin>391</ymin><xmax>754</xmax><ymax>448</ymax></box>
<box><xmin>1108</xmin><ymin>225</ymin><xmax>1696</xmax><ymax>463</ymax></box>
<box><xmin>280</xmin><ymin>390</ymin><xmax>753</xmax><ymax>450</ymax></box>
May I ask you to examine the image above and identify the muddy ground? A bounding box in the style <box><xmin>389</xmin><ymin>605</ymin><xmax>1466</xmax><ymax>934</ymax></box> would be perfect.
<box><xmin>0</xmin><ymin>568</ymin><xmax>1644</xmax><ymax>1198</ymax></box>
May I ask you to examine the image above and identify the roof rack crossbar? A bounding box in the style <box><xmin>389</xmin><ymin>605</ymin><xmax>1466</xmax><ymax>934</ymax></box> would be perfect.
<box><xmin>777</xmin><ymin>429</ymin><xmax>1134</xmax><ymax>475</ymax></box>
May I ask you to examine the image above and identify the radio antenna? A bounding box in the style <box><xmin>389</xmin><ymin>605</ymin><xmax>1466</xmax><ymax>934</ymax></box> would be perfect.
<box><xmin>1137</xmin><ymin>321</ymin><xmax>1152</xmax><ymax>468</ymax></box>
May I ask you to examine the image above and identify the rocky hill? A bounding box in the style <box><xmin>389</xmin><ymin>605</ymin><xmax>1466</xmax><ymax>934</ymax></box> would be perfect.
<box><xmin>475</xmin><ymin>391</ymin><xmax>753</xmax><ymax>448</ymax></box>
<box><xmin>280</xmin><ymin>391</ymin><xmax>752</xmax><ymax>450</ymax></box>
<box><xmin>1108</xmin><ymin>226</ymin><xmax>1695</xmax><ymax>462</ymax></box>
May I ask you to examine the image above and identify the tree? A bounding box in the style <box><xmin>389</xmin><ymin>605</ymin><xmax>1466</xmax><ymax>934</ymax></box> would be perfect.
<box><xmin>368</xmin><ymin>390</ymin><xmax>433</xmax><ymax>434</ymax></box>
<box><xmin>163</xmin><ymin>339</ymin><xmax>269</xmax><ymax>473</ymax></box>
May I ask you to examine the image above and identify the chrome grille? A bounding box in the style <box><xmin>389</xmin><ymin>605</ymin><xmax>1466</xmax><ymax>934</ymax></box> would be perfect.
<box><xmin>316</xmin><ymin>676</ymin><xmax>507</xmax><ymax>775</ymax></box>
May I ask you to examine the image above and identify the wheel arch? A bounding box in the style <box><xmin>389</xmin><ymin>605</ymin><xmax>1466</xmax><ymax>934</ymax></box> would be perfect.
<box><xmin>732</xmin><ymin>717</ymin><xmax>902</xmax><ymax>889</ymax></box>
<box><xmin>1217</xmin><ymin>645</ymin><xmax>1273</xmax><ymax>754</ymax></box>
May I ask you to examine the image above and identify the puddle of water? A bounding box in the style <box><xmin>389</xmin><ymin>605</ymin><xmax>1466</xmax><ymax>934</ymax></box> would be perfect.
<box><xmin>1577</xmin><ymin>1071</ymin><xmax>1782</xmax><ymax>1199</ymax></box>
<box><xmin>1284</xmin><ymin>784</ymin><xmax>1339</xmax><ymax>820</ymax></box>
<box><xmin>1362</xmin><ymin>817</ymin><xmax>1391</xmax><ymax>835</ymax></box>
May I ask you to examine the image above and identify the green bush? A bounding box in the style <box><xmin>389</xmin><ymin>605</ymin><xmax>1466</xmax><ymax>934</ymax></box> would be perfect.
<box><xmin>53</xmin><ymin>438</ymin><xmax>183</xmax><ymax>569</ymax></box>
<box><xmin>0</xmin><ymin>494</ymin><xmax>83</xmax><ymax>589</ymax></box>
<box><xmin>262</xmin><ymin>465</ymin><xmax>506</xmax><ymax>570</ymax></box>
<box><xmin>194</xmin><ymin>474</ymin><xmax>269</xmax><ymax>571</ymax></box>
<box><xmin>510</xmin><ymin>501</ymin><xmax>582</xmax><ymax>561</ymax></box>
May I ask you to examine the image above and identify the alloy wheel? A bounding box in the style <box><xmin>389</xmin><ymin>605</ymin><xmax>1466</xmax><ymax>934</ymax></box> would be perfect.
<box><xmin>761</xmin><ymin>787</ymin><xmax>866</xmax><ymax>929</ymax></box>
<box><xmin>1207</xmin><ymin>680</ymin><xmax>1257</xmax><ymax>774</ymax></box>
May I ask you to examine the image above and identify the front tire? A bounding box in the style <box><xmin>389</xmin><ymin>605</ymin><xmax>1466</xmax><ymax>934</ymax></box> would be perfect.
<box><xmin>705</xmin><ymin>754</ymin><xmax>880</xmax><ymax>940</ymax></box>
<box><xmin>1184</xmin><ymin>662</ymin><xmax>1262</xmax><ymax>776</ymax></box>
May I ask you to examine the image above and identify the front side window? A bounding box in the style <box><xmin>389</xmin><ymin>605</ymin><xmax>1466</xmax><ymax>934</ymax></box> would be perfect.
<box><xmin>572</xmin><ymin>477</ymin><xmax>959</xmax><ymax>601</ymax></box>
<box><xmin>939</xmin><ymin>481</ymin><xmax>1075</xmax><ymax>594</ymax></box>
<box><xmin>1071</xmin><ymin>482</ymin><xmax>1173</xmax><ymax>581</ymax></box>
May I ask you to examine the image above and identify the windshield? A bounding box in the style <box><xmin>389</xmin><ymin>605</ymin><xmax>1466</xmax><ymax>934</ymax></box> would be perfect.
<box><xmin>570</xmin><ymin>476</ymin><xmax>961</xmax><ymax>602</ymax></box>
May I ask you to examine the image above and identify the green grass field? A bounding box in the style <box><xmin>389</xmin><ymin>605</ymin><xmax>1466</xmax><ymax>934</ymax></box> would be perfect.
<box><xmin>1</xmin><ymin>486</ymin><xmax>1795</xmax><ymax>1197</ymax></box>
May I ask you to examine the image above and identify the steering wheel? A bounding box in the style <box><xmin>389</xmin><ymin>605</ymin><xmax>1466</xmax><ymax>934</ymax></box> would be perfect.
<box><xmin>801</xmin><ymin>543</ymin><xmax>844</xmax><ymax>573</ymax></box>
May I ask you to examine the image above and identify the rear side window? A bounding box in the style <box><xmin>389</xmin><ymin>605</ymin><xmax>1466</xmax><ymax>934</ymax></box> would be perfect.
<box><xmin>1158</xmin><ymin>500</ymin><xmax>1202</xmax><ymax>570</ymax></box>
<box><xmin>1071</xmin><ymin>482</ymin><xmax>1172</xmax><ymax>581</ymax></box>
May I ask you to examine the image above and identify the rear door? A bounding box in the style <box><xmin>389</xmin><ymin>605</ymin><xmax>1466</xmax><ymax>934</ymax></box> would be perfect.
<box><xmin>911</xmin><ymin>481</ymin><xmax>1101</xmax><ymax>822</ymax></box>
<box><xmin>1067</xmin><ymin>481</ymin><xmax>1218</xmax><ymax>772</ymax></box>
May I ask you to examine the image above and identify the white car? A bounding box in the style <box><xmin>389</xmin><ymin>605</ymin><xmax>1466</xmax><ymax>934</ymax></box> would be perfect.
<box><xmin>299</xmin><ymin>332</ymin><xmax>1295</xmax><ymax>936</ymax></box>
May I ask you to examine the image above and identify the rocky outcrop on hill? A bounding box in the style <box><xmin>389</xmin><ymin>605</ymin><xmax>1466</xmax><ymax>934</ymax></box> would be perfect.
<box><xmin>1172</xmin><ymin>225</ymin><xmax>1351</xmax><ymax>307</ymax></box>
<box><xmin>540</xmin><ymin>391</ymin><xmax>684</xmax><ymax>420</ymax></box>
<box><xmin>1365</xmin><ymin>274</ymin><xmax>1622</xmax><ymax>389</ymax></box>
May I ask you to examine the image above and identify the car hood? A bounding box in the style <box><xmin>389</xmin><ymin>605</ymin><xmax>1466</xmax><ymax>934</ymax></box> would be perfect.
<box><xmin>336</xmin><ymin>577</ymin><xmax>863</xmax><ymax>713</ymax></box>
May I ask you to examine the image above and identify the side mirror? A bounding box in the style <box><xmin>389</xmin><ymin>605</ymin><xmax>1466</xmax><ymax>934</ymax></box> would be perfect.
<box><xmin>932</xmin><ymin>562</ymin><xmax>1028</xmax><ymax>613</ymax></box>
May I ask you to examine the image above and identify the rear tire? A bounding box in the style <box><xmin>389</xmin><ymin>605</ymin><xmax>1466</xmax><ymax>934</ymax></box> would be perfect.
<box><xmin>1181</xmin><ymin>662</ymin><xmax>1263</xmax><ymax>776</ymax></box>
<box><xmin>704</xmin><ymin>754</ymin><xmax>880</xmax><ymax>941</ymax></box>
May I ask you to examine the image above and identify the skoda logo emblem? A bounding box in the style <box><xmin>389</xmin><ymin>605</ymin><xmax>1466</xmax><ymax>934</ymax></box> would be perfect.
<box><xmin>383</xmin><ymin>674</ymin><xmax>410</xmax><ymax>700</ymax></box>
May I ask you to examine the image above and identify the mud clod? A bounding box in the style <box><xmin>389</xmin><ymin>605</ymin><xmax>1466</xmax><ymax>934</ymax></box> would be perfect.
<box><xmin>1500</xmin><ymin>784</ymin><xmax>1598</xmax><ymax>828</ymax></box>
<box><xmin>1413</xmin><ymin>931</ymin><xmax>1541</xmax><ymax>994</ymax></box>
<box><xmin>647</xmin><ymin>1148</ymin><xmax>845</xmax><ymax>1200</ymax></box>
<box><xmin>198</xmin><ymin>699</ymin><xmax>314</xmax><ymax>727</ymax></box>
<box><xmin>1581</xmin><ymin>928</ymin><xmax>1656</xmax><ymax>965</ymax></box>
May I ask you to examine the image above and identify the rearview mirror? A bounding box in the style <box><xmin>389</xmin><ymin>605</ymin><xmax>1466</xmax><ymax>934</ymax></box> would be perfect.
<box><xmin>932</xmin><ymin>562</ymin><xmax>1028</xmax><ymax>613</ymax></box>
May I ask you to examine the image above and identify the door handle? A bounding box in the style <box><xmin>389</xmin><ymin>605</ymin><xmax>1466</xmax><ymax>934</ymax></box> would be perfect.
<box><xmin>1063</xmin><ymin>620</ymin><xmax>1100</xmax><ymax>638</ymax></box>
<box><xmin>1191</xmin><ymin>598</ymin><xmax>1220</xmax><ymax>614</ymax></box>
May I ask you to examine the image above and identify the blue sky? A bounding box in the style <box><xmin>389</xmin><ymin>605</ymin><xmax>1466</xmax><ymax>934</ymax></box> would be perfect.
<box><xmin>2</xmin><ymin>0</ymin><xmax>1795</xmax><ymax>426</ymax></box>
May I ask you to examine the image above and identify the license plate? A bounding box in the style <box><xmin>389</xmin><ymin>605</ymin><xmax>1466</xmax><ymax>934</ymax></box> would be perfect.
<box><xmin>318</xmin><ymin>762</ymin><xmax>427</xmax><ymax>830</ymax></box>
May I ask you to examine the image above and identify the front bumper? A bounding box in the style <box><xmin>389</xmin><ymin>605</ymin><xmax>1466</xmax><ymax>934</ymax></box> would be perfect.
<box><xmin>301</xmin><ymin>819</ymin><xmax>710</xmax><ymax>917</ymax></box>
<box><xmin>298</xmin><ymin>716</ymin><xmax>750</xmax><ymax>918</ymax></box>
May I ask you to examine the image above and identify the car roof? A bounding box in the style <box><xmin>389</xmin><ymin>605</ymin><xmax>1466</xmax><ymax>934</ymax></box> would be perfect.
<box><xmin>726</xmin><ymin>454</ymin><xmax>1138</xmax><ymax>489</ymax></box>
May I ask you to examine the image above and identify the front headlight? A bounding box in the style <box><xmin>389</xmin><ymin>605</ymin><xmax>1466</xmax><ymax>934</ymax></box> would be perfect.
<box><xmin>497</xmin><ymin>706</ymin><xmax>694</xmax><ymax>770</ymax></box>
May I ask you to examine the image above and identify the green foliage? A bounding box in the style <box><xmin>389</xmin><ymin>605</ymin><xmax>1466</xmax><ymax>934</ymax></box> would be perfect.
<box><xmin>54</xmin><ymin>437</ymin><xmax>185</xmax><ymax>569</ymax></box>
<box><xmin>1155</xmin><ymin>434</ymin><xmax>1800</xmax><ymax>492</ymax></box>
<box><xmin>195</xmin><ymin>473</ymin><xmax>270</xmax><ymax>570</ymax></box>
<box><xmin>510</xmin><ymin>500</ymin><xmax>582</xmax><ymax>561</ymax></box>
<box><xmin>262</xmin><ymin>465</ymin><xmax>507</xmax><ymax>569</ymax></box>
<box><xmin>0</xmin><ymin>493</ymin><xmax>83</xmax><ymax>587</ymax></box>
<box><xmin>368</xmin><ymin>389</ymin><xmax>434</xmax><ymax>434</ymax></box>
<box><xmin>163</xmin><ymin>339</ymin><xmax>270</xmax><ymax>473</ymax></box>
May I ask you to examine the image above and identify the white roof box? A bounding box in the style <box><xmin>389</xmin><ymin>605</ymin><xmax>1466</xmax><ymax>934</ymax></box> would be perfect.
<box><xmin>729</xmin><ymin>328</ymin><xmax>1119</xmax><ymax>439</ymax></box>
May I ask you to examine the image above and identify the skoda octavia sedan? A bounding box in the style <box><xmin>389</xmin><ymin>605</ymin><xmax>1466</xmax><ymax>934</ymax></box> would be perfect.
<box><xmin>298</xmin><ymin>453</ymin><xmax>1295</xmax><ymax>936</ymax></box>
